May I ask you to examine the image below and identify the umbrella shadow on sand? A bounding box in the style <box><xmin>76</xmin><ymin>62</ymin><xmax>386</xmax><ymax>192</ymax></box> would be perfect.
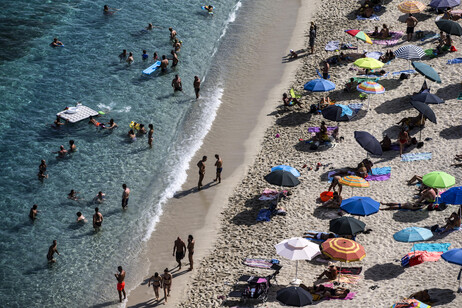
<box><xmin>294</xmin><ymin>140</ymin><xmax>336</xmax><ymax>153</ymax></box>
<box><xmin>392</xmin><ymin>209</ymin><xmax>429</xmax><ymax>223</ymax></box>
<box><xmin>275</xmin><ymin>111</ymin><xmax>312</xmax><ymax>127</ymax></box>
<box><xmin>439</xmin><ymin>125</ymin><xmax>462</xmax><ymax>140</ymax></box>
<box><xmin>364</xmin><ymin>262</ymin><xmax>405</xmax><ymax>281</ymax></box>
<box><xmin>313</xmin><ymin>206</ymin><xmax>343</xmax><ymax>221</ymax></box>
<box><xmin>434</xmin><ymin>83</ymin><xmax>460</xmax><ymax>100</ymax></box>
<box><xmin>427</xmin><ymin>288</ymin><xmax>456</xmax><ymax>306</ymax></box>
<box><xmin>375</xmin><ymin>95</ymin><xmax>412</xmax><ymax>114</ymax></box>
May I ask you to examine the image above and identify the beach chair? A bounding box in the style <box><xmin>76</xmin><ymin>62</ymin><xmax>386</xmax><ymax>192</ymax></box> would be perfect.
<box><xmin>290</xmin><ymin>88</ymin><xmax>302</xmax><ymax>99</ymax></box>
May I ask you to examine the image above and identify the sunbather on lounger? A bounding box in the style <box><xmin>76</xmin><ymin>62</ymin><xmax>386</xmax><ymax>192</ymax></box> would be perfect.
<box><xmin>380</xmin><ymin>202</ymin><xmax>424</xmax><ymax>211</ymax></box>
<box><xmin>304</xmin><ymin>232</ymin><xmax>336</xmax><ymax>240</ymax></box>
<box><xmin>322</xmin><ymin>287</ymin><xmax>350</xmax><ymax>299</ymax></box>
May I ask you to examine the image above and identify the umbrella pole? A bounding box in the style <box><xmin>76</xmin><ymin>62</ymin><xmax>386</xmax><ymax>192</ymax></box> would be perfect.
<box><xmin>295</xmin><ymin>260</ymin><xmax>298</xmax><ymax>281</ymax></box>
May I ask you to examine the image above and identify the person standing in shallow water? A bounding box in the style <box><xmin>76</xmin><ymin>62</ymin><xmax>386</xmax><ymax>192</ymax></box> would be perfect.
<box><xmin>29</xmin><ymin>204</ymin><xmax>38</xmax><ymax>220</ymax></box>
<box><xmin>122</xmin><ymin>184</ymin><xmax>130</xmax><ymax>209</ymax></box>
<box><xmin>187</xmin><ymin>235</ymin><xmax>195</xmax><ymax>271</ymax></box>
<box><xmin>93</xmin><ymin>207</ymin><xmax>103</xmax><ymax>231</ymax></box>
<box><xmin>214</xmin><ymin>154</ymin><xmax>223</xmax><ymax>183</ymax></box>
<box><xmin>47</xmin><ymin>240</ymin><xmax>60</xmax><ymax>263</ymax></box>
<box><xmin>197</xmin><ymin>156</ymin><xmax>207</xmax><ymax>190</ymax></box>
<box><xmin>194</xmin><ymin>76</ymin><xmax>201</xmax><ymax>99</ymax></box>
<box><xmin>115</xmin><ymin>266</ymin><xmax>126</xmax><ymax>302</ymax></box>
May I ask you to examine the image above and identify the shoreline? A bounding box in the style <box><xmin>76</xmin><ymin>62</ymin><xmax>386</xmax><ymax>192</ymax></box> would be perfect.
<box><xmin>125</xmin><ymin>0</ymin><xmax>313</xmax><ymax>306</ymax></box>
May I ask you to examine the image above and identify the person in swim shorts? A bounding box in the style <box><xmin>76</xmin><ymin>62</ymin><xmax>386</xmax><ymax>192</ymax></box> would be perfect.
<box><xmin>171</xmin><ymin>74</ymin><xmax>182</xmax><ymax>91</ymax></box>
<box><xmin>122</xmin><ymin>184</ymin><xmax>130</xmax><ymax>209</ymax></box>
<box><xmin>169</xmin><ymin>27</ymin><xmax>177</xmax><ymax>40</ymax></box>
<box><xmin>89</xmin><ymin>116</ymin><xmax>105</xmax><ymax>128</ymax></box>
<box><xmin>194</xmin><ymin>76</ymin><xmax>201</xmax><ymax>99</ymax></box>
<box><xmin>405</xmin><ymin>13</ymin><xmax>418</xmax><ymax>41</ymax></box>
<box><xmin>173</xmin><ymin>237</ymin><xmax>186</xmax><ymax>270</ymax></box>
<box><xmin>50</xmin><ymin>38</ymin><xmax>63</xmax><ymax>47</ymax></box>
<box><xmin>93</xmin><ymin>207</ymin><xmax>103</xmax><ymax>231</ymax></box>
<box><xmin>115</xmin><ymin>266</ymin><xmax>126</xmax><ymax>302</ymax></box>
<box><xmin>187</xmin><ymin>235</ymin><xmax>195</xmax><ymax>271</ymax></box>
<box><xmin>142</xmin><ymin>50</ymin><xmax>148</xmax><ymax>61</ymax></box>
<box><xmin>47</xmin><ymin>240</ymin><xmax>60</xmax><ymax>263</ymax></box>
<box><xmin>197</xmin><ymin>156</ymin><xmax>207</xmax><ymax>190</ymax></box>
<box><xmin>160</xmin><ymin>55</ymin><xmax>169</xmax><ymax>72</ymax></box>
<box><xmin>119</xmin><ymin>49</ymin><xmax>127</xmax><ymax>62</ymax></box>
<box><xmin>213</xmin><ymin>154</ymin><xmax>223</xmax><ymax>183</ymax></box>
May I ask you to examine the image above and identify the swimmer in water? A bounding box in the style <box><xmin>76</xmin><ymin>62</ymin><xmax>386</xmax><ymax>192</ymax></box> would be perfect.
<box><xmin>146</xmin><ymin>23</ymin><xmax>153</xmax><ymax>30</ymax></box>
<box><xmin>105</xmin><ymin>119</ymin><xmax>118</xmax><ymax>129</ymax></box>
<box><xmin>50</xmin><ymin>38</ymin><xmax>63</xmax><ymax>47</ymax></box>
<box><xmin>76</xmin><ymin>211</ymin><xmax>87</xmax><ymax>223</ymax></box>
<box><xmin>126</xmin><ymin>52</ymin><xmax>134</xmax><ymax>65</ymax></box>
<box><xmin>170</xmin><ymin>50</ymin><xmax>179</xmax><ymax>67</ymax></box>
<box><xmin>54</xmin><ymin>145</ymin><xmax>68</xmax><ymax>158</ymax></box>
<box><xmin>89</xmin><ymin>116</ymin><xmax>105</xmax><ymax>128</ymax></box>
<box><xmin>137</xmin><ymin>124</ymin><xmax>147</xmax><ymax>136</ymax></box>
<box><xmin>68</xmin><ymin>189</ymin><xmax>79</xmax><ymax>201</ymax></box>
<box><xmin>171</xmin><ymin>75</ymin><xmax>182</xmax><ymax>91</ymax></box>
<box><xmin>68</xmin><ymin>140</ymin><xmax>77</xmax><ymax>153</ymax></box>
<box><xmin>95</xmin><ymin>191</ymin><xmax>106</xmax><ymax>203</ymax></box>
<box><xmin>153</xmin><ymin>52</ymin><xmax>158</xmax><ymax>62</ymax></box>
<box><xmin>169</xmin><ymin>27</ymin><xmax>177</xmax><ymax>40</ymax></box>
<box><xmin>119</xmin><ymin>49</ymin><xmax>127</xmax><ymax>62</ymax></box>
<box><xmin>205</xmin><ymin>5</ymin><xmax>214</xmax><ymax>14</ymax></box>
<box><xmin>142</xmin><ymin>50</ymin><xmax>148</xmax><ymax>61</ymax></box>
<box><xmin>128</xmin><ymin>129</ymin><xmax>136</xmax><ymax>142</ymax></box>
<box><xmin>38</xmin><ymin>160</ymin><xmax>48</xmax><ymax>180</ymax></box>
<box><xmin>194</xmin><ymin>76</ymin><xmax>201</xmax><ymax>99</ymax></box>
<box><xmin>103</xmin><ymin>5</ymin><xmax>119</xmax><ymax>15</ymax></box>
<box><xmin>54</xmin><ymin>115</ymin><xmax>64</xmax><ymax>127</ymax></box>
<box><xmin>148</xmin><ymin>124</ymin><xmax>154</xmax><ymax>148</ymax></box>
<box><xmin>29</xmin><ymin>204</ymin><xmax>38</xmax><ymax>221</ymax></box>
<box><xmin>173</xmin><ymin>39</ymin><xmax>182</xmax><ymax>53</ymax></box>
<box><xmin>160</xmin><ymin>55</ymin><xmax>169</xmax><ymax>72</ymax></box>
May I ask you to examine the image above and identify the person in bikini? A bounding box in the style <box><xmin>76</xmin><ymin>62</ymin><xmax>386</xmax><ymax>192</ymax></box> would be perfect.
<box><xmin>398</xmin><ymin>127</ymin><xmax>410</xmax><ymax>156</ymax></box>
<box><xmin>161</xmin><ymin>268</ymin><xmax>172</xmax><ymax>302</ymax></box>
<box><xmin>170</xmin><ymin>50</ymin><xmax>179</xmax><ymax>67</ymax></box>
<box><xmin>148</xmin><ymin>272</ymin><xmax>162</xmax><ymax>301</ymax></box>
<box><xmin>322</xmin><ymin>287</ymin><xmax>350</xmax><ymax>299</ymax></box>
<box><xmin>380</xmin><ymin>202</ymin><xmax>425</xmax><ymax>211</ymax></box>
<box><xmin>416</xmin><ymin>187</ymin><xmax>437</xmax><ymax>204</ymax></box>
<box><xmin>115</xmin><ymin>266</ymin><xmax>126</xmax><ymax>302</ymax></box>
<box><xmin>379</xmin><ymin>24</ymin><xmax>390</xmax><ymax>39</ymax></box>
<box><xmin>93</xmin><ymin>207</ymin><xmax>103</xmax><ymax>231</ymax></box>
<box><xmin>214</xmin><ymin>154</ymin><xmax>223</xmax><ymax>183</ymax></box>
<box><xmin>173</xmin><ymin>237</ymin><xmax>186</xmax><ymax>270</ymax></box>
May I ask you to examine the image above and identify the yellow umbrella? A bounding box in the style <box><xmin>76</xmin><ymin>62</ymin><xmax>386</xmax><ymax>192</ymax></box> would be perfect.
<box><xmin>354</xmin><ymin>58</ymin><xmax>384</xmax><ymax>70</ymax></box>
<box><xmin>398</xmin><ymin>1</ymin><xmax>426</xmax><ymax>14</ymax></box>
<box><xmin>339</xmin><ymin>175</ymin><xmax>370</xmax><ymax>188</ymax></box>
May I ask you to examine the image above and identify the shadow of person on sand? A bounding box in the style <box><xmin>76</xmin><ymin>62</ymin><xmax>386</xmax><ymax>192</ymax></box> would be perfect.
<box><xmin>364</xmin><ymin>262</ymin><xmax>405</xmax><ymax>281</ymax></box>
<box><xmin>231</xmin><ymin>208</ymin><xmax>261</xmax><ymax>226</ymax></box>
<box><xmin>173</xmin><ymin>181</ymin><xmax>217</xmax><ymax>198</ymax></box>
<box><xmin>435</xmin><ymin>83</ymin><xmax>460</xmax><ymax>100</ymax></box>
<box><xmin>313</xmin><ymin>206</ymin><xmax>342</xmax><ymax>221</ymax></box>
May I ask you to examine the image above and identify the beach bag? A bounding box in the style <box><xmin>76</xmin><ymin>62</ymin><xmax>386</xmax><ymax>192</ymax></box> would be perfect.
<box><xmin>400</xmin><ymin>73</ymin><xmax>409</xmax><ymax>80</ymax></box>
<box><xmin>409</xmin><ymin>255</ymin><xmax>424</xmax><ymax>267</ymax></box>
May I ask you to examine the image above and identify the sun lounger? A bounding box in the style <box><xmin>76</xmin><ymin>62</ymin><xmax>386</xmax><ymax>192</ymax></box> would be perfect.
<box><xmin>242</xmin><ymin>258</ymin><xmax>279</xmax><ymax>269</ymax></box>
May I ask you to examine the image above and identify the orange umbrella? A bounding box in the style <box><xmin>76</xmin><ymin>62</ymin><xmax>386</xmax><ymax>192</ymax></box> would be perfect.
<box><xmin>338</xmin><ymin>175</ymin><xmax>369</xmax><ymax>188</ymax></box>
<box><xmin>321</xmin><ymin>238</ymin><xmax>366</xmax><ymax>262</ymax></box>
<box><xmin>397</xmin><ymin>1</ymin><xmax>426</xmax><ymax>13</ymax></box>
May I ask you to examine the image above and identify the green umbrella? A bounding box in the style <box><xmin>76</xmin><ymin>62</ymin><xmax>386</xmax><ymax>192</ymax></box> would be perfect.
<box><xmin>422</xmin><ymin>171</ymin><xmax>455</xmax><ymax>188</ymax></box>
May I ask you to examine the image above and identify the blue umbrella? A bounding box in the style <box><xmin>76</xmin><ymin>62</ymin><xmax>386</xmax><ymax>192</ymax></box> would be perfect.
<box><xmin>430</xmin><ymin>0</ymin><xmax>460</xmax><ymax>9</ymax></box>
<box><xmin>393</xmin><ymin>227</ymin><xmax>433</xmax><ymax>242</ymax></box>
<box><xmin>441</xmin><ymin>248</ymin><xmax>462</xmax><ymax>291</ymax></box>
<box><xmin>271</xmin><ymin>165</ymin><xmax>301</xmax><ymax>177</ymax></box>
<box><xmin>438</xmin><ymin>186</ymin><xmax>462</xmax><ymax>216</ymax></box>
<box><xmin>303</xmin><ymin>79</ymin><xmax>336</xmax><ymax>92</ymax></box>
<box><xmin>340</xmin><ymin>196</ymin><xmax>380</xmax><ymax>217</ymax></box>
<box><xmin>412</xmin><ymin>62</ymin><xmax>441</xmax><ymax>83</ymax></box>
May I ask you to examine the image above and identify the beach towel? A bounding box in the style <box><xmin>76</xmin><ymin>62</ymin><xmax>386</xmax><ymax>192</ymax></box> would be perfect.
<box><xmin>304</xmin><ymin>230</ymin><xmax>336</xmax><ymax>242</ymax></box>
<box><xmin>392</xmin><ymin>69</ymin><xmax>417</xmax><ymax>76</ymax></box>
<box><xmin>420</xmin><ymin>32</ymin><xmax>440</xmax><ymax>41</ymax></box>
<box><xmin>366</xmin><ymin>51</ymin><xmax>383</xmax><ymax>60</ymax></box>
<box><xmin>401</xmin><ymin>152</ymin><xmax>432</xmax><ymax>162</ymax></box>
<box><xmin>412</xmin><ymin>243</ymin><xmax>451</xmax><ymax>252</ymax></box>
<box><xmin>242</xmin><ymin>258</ymin><xmax>273</xmax><ymax>268</ymax></box>
<box><xmin>392</xmin><ymin>299</ymin><xmax>431</xmax><ymax>308</ymax></box>
<box><xmin>370</xmin><ymin>167</ymin><xmax>391</xmax><ymax>175</ymax></box>
<box><xmin>367</xmin><ymin>173</ymin><xmax>391</xmax><ymax>181</ymax></box>
<box><xmin>341</xmin><ymin>43</ymin><xmax>357</xmax><ymax>50</ymax></box>
<box><xmin>356</xmin><ymin>14</ymin><xmax>380</xmax><ymax>20</ymax></box>
<box><xmin>339</xmin><ymin>267</ymin><xmax>362</xmax><ymax>275</ymax></box>
<box><xmin>307</xmin><ymin>126</ymin><xmax>337</xmax><ymax>133</ymax></box>
<box><xmin>447</xmin><ymin>58</ymin><xmax>462</xmax><ymax>65</ymax></box>
<box><xmin>348</xmin><ymin>103</ymin><xmax>363</xmax><ymax>113</ymax></box>
<box><xmin>258</xmin><ymin>189</ymin><xmax>287</xmax><ymax>200</ymax></box>
<box><xmin>256</xmin><ymin>209</ymin><xmax>272</xmax><ymax>222</ymax></box>
<box><xmin>407</xmin><ymin>251</ymin><xmax>443</xmax><ymax>262</ymax></box>
<box><xmin>325</xmin><ymin>41</ymin><xmax>340</xmax><ymax>51</ymax></box>
<box><xmin>325</xmin><ymin>292</ymin><xmax>356</xmax><ymax>300</ymax></box>
<box><xmin>371</xmin><ymin>31</ymin><xmax>403</xmax><ymax>46</ymax></box>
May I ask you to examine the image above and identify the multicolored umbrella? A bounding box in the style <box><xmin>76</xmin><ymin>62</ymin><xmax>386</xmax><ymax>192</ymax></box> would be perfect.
<box><xmin>339</xmin><ymin>175</ymin><xmax>370</xmax><ymax>188</ymax></box>
<box><xmin>398</xmin><ymin>1</ymin><xmax>426</xmax><ymax>13</ymax></box>
<box><xmin>357</xmin><ymin>81</ymin><xmax>385</xmax><ymax>109</ymax></box>
<box><xmin>345</xmin><ymin>29</ymin><xmax>373</xmax><ymax>45</ymax></box>
<box><xmin>354</xmin><ymin>57</ymin><xmax>384</xmax><ymax>70</ymax></box>
<box><xmin>321</xmin><ymin>238</ymin><xmax>366</xmax><ymax>262</ymax></box>
<box><xmin>422</xmin><ymin>171</ymin><xmax>455</xmax><ymax>188</ymax></box>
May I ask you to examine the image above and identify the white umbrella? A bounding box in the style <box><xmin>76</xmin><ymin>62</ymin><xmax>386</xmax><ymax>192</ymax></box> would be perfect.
<box><xmin>275</xmin><ymin>237</ymin><xmax>321</xmax><ymax>285</ymax></box>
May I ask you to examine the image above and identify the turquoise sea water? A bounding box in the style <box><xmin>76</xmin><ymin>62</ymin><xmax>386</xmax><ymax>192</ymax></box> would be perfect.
<box><xmin>0</xmin><ymin>0</ymin><xmax>241</xmax><ymax>306</ymax></box>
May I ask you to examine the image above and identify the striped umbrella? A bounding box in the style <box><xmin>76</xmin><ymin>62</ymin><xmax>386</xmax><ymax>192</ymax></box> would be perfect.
<box><xmin>395</xmin><ymin>45</ymin><xmax>425</xmax><ymax>69</ymax></box>
<box><xmin>345</xmin><ymin>29</ymin><xmax>373</xmax><ymax>45</ymax></box>
<box><xmin>398</xmin><ymin>1</ymin><xmax>426</xmax><ymax>13</ymax></box>
<box><xmin>321</xmin><ymin>238</ymin><xmax>366</xmax><ymax>262</ymax></box>
<box><xmin>354</xmin><ymin>57</ymin><xmax>384</xmax><ymax>70</ymax></box>
<box><xmin>357</xmin><ymin>81</ymin><xmax>385</xmax><ymax>109</ymax></box>
<box><xmin>339</xmin><ymin>175</ymin><xmax>369</xmax><ymax>188</ymax></box>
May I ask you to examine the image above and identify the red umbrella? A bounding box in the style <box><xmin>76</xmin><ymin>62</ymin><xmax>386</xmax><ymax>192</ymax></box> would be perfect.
<box><xmin>321</xmin><ymin>238</ymin><xmax>366</xmax><ymax>262</ymax></box>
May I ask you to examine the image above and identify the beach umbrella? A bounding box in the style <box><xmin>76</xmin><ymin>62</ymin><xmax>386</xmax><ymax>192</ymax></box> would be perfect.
<box><xmin>354</xmin><ymin>57</ymin><xmax>384</xmax><ymax>70</ymax></box>
<box><xmin>275</xmin><ymin>237</ymin><xmax>321</xmax><ymax>284</ymax></box>
<box><xmin>276</xmin><ymin>287</ymin><xmax>313</xmax><ymax>306</ymax></box>
<box><xmin>430</xmin><ymin>0</ymin><xmax>461</xmax><ymax>9</ymax></box>
<box><xmin>411</xmin><ymin>91</ymin><xmax>444</xmax><ymax>104</ymax></box>
<box><xmin>321</xmin><ymin>104</ymin><xmax>354</xmax><ymax>122</ymax></box>
<box><xmin>412</xmin><ymin>61</ymin><xmax>442</xmax><ymax>83</ymax></box>
<box><xmin>354</xmin><ymin>131</ymin><xmax>383</xmax><ymax>156</ymax></box>
<box><xmin>357</xmin><ymin>81</ymin><xmax>385</xmax><ymax>109</ymax></box>
<box><xmin>329</xmin><ymin>216</ymin><xmax>366</xmax><ymax>235</ymax></box>
<box><xmin>303</xmin><ymin>78</ymin><xmax>335</xmax><ymax>92</ymax></box>
<box><xmin>339</xmin><ymin>175</ymin><xmax>370</xmax><ymax>188</ymax></box>
<box><xmin>321</xmin><ymin>238</ymin><xmax>366</xmax><ymax>262</ymax></box>
<box><xmin>345</xmin><ymin>29</ymin><xmax>373</xmax><ymax>44</ymax></box>
<box><xmin>271</xmin><ymin>165</ymin><xmax>300</xmax><ymax>177</ymax></box>
<box><xmin>394</xmin><ymin>45</ymin><xmax>425</xmax><ymax>60</ymax></box>
<box><xmin>393</xmin><ymin>227</ymin><xmax>433</xmax><ymax>242</ymax></box>
<box><xmin>439</xmin><ymin>186</ymin><xmax>462</xmax><ymax>216</ymax></box>
<box><xmin>398</xmin><ymin>1</ymin><xmax>426</xmax><ymax>13</ymax></box>
<box><xmin>436</xmin><ymin>19</ymin><xmax>462</xmax><ymax>36</ymax></box>
<box><xmin>410</xmin><ymin>101</ymin><xmax>437</xmax><ymax>124</ymax></box>
<box><xmin>265</xmin><ymin>170</ymin><xmax>300</xmax><ymax>187</ymax></box>
<box><xmin>340</xmin><ymin>196</ymin><xmax>380</xmax><ymax>217</ymax></box>
<box><xmin>442</xmin><ymin>248</ymin><xmax>462</xmax><ymax>292</ymax></box>
<box><xmin>422</xmin><ymin>171</ymin><xmax>455</xmax><ymax>188</ymax></box>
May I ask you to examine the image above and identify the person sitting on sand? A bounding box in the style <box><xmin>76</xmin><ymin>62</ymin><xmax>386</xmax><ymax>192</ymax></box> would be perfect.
<box><xmin>407</xmin><ymin>175</ymin><xmax>422</xmax><ymax>185</ymax></box>
<box><xmin>380</xmin><ymin>134</ymin><xmax>391</xmax><ymax>151</ymax></box>
<box><xmin>344</xmin><ymin>78</ymin><xmax>358</xmax><ymax>93</ymax></box>
<box><xmin>359</xmin><ymin>4</ymin><xmax>374</xmax><ymax>18</ymax></box>
<box><xmin>442</xmin><ymin>212</ymin><xmax>461</xmax><ymax>232</ymax></box>
<box><xmin>317</xmin><ymin>263</ymin><xmax>338</xmax><ymax>280</ymax></box>
<box><xmin>328</xmin><ymin>175</ymin><xmax>343</xmax><ymax>195</ymax></box>
<box><xmin>409</xmin><ymin>290</ymin><xmax>431</xmax><ymax>304</ymax></box>
<box><xmin>378</xmin><ymin>24</ymin><xmax>390</xmax><ymax>39</ymax></box>
<box><xmin>282</xmin><ymin>93</ymin><xmax>301</xmax><ymax>108</ymax></box>
<box><xmin>357</xmin><ymin>162</ymin><xmax>368</xmax><ymax>178</ymax></box>
<box><xmin>300</xmin><ymin>283</ymin><xmax>326</xmax><ymax>294</ymax></box>
<box><xmin>289</xmin><ymin>49</ymin><xmax>298</xmax><ymax>59</ymax></box>
<box><xmin>380</xmin><ymin>202</ymin><xmax>425</xmax><ymax>211</ymax></box>
<box><xmin>322</xmin><ymin>191</ymin><xmax>342</xmax><ymax>208</ymax></box>
<box><xmin>371</xmin><ymin>26</ymin><xmax>380</xmax><ymax>37</ymax></box>
<box><xmin>416</xmin><ymin>187</ymin><xmax>437</xmax><ymax>204</ymax></box>
<box><xmin>305</xmin><ymin>232</ymin><xmax>336</xmax><ymax>241</ymax></box>
<box><xmin>322</xmin><ymin>287</ymin><xmax>350</xmax><ymax>299</ymax></box>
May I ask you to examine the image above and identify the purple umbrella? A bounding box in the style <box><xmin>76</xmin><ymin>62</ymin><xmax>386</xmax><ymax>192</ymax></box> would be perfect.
<box><xmin>430</xmin><ymin>0</ymin><xmax>460</xmax><ymax>8</ymax></box>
